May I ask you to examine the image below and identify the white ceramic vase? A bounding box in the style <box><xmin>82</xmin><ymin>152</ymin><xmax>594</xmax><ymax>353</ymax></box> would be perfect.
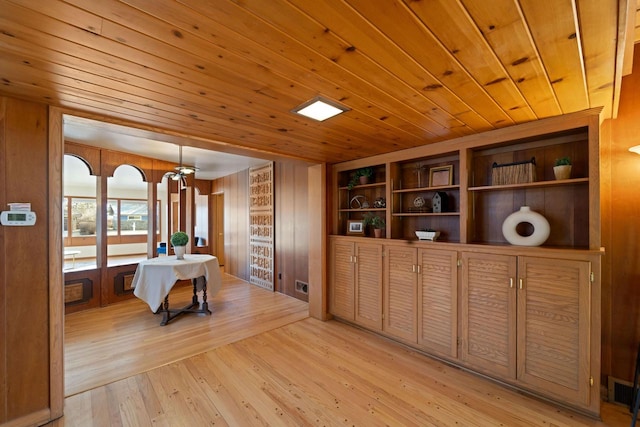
<box><xmin>174</xmin><ymin>245</ymin><xmax>186</xmax><ymax>260</ymax></box>
<box><xmin>502</xmin><ymin>206</ymin><xmax>550</xmax><ymax>246</ymax></box>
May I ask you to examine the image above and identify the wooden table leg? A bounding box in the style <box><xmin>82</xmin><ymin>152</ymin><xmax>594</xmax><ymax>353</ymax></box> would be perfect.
<box><xmin>199</xmin><ymin>276</ymin><xmax>212</xmax><ymax>314</ymax></box>
<box><xmin>160</xmin><ymin>295</ymin><xmax>171</xmax><ymax>326</ymax></box>
<box><xmin>159</xmin><ymin>276</ymin><xmax>212</xmax><ymax>326</ymax></box>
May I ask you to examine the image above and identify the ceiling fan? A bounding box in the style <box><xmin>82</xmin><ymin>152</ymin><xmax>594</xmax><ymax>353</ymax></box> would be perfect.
<box><xmin>164</xmin><ymin>145</ymin><xmax>199</xmax><ymax>183</ymax></box>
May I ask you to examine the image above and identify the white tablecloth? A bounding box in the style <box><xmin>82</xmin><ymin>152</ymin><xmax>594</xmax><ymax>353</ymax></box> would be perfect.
<box><xmin>132</xmin><ymin>254</ymin><xmax>222</xmax><ymax>311</ymax></box>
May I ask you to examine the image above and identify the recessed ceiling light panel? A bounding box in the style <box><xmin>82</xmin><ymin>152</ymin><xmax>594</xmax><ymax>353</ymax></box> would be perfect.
<box><xmin>292</xmin><ymin>96</ymin><xmax>349</xmax><ymax>121</ymax></box>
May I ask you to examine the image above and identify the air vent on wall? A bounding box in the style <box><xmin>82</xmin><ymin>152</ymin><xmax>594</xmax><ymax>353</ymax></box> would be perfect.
<box><xmin>608</xmin><ymin>376</ymin><xmax>634</xmax><ymax>406</ymax></box>
<box><xmin>295</xmin><ymin>280</ymin><xmax>308</xmax><ymax>295</ymax></box>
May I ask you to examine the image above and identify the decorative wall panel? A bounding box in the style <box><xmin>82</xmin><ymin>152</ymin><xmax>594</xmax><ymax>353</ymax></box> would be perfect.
<box><xmin>249</xmin><ymin>163</ymin><xmax>274</xmax><ymax>290</ymax></box>
<box><xmin>64</xmin><ymin>278</ymin><xmax>93</xmax><ymax>306</ymax></box>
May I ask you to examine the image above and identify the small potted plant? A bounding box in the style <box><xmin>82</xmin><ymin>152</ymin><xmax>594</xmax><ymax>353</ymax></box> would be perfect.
<box><xmin>170</xmin><ymin>231</ymin><xmax>189</xmax><ymax>259</ymax></box>
<box><xmin>347</xmin><ymin>167</ymin><xmax>374</xmax><ymax>190</ymax></box>
<box><xmin>553</xmin><ymin>157</ymin><xmax>571</xmax><ymax>180</ymax></box>
<box><xmin>364</xmin><ymin>213</ymin><xmax>385</xmax><ymax>238</ymax></box>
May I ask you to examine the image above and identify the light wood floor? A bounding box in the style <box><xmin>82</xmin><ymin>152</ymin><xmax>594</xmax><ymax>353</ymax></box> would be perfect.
<box><xmin>58</xmin><ymin>275</ymin><xmax>631</xmax><ymax>426</ymax></box>
<box><xmin>64</xmin><ymin>273</ymin><xmax>309</xmax><ymax>396</ymax></box>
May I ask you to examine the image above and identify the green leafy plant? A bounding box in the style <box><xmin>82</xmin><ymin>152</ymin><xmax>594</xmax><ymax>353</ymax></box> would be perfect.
<box><xmin>363</xmin><ymin>212</ymin><xmax>385</xmax><ymax>229</ymax></box>
<box><xmin>347</xmin><ymin>167</ymin><xmax>374</xmax><ymax>190</ymax></box>
<box><xmin>554</xmin><ymin>156</ymin><xmax>571</xmax><ymax>166</ymax></box>
<box><xmin>170</xmin><ymin>231</ymin><xmax>189</xmax><ymax>247</ymax></box>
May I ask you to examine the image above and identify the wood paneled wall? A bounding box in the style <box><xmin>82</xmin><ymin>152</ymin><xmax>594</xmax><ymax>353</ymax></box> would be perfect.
<box><xmin>602</xmin><ymin>44</ymin><xmax>640</xmax><ymax>382</ymax></box>
<box><xmin>212</xmin><ymin>169</ymin><xmax>250</xmax><ymax>281</ymax></box>
<box><xmin>275</xmin><ymin>162</ymin><xmax>309</xmax><ymax>301</ymax></box>
<box><xmin>0</xmin><ymin>97</ymin><xmax>57</xmax><ymax>425</ymax></box>
<box><xmin>212</xmin><ymin>162</ymin><xmax>310</xmax><ymax>301</ymax></box>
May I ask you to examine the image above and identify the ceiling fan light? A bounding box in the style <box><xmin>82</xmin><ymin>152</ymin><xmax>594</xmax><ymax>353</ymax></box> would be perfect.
<box><xmin>176</xmin><ymin>166</ymin><xmax>196</xmax><ymax>175</ymax></box>
<box><xmin>167</xmin><ymin>145</ymin><xmax>199</xmax><ymax>178</ymax></box>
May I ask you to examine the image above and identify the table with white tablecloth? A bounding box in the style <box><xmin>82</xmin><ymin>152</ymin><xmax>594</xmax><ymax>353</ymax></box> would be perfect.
<box><xmin>132</xmin><ymin>254</ymin><xmax>222</xmax><ymax>325</ymax></box>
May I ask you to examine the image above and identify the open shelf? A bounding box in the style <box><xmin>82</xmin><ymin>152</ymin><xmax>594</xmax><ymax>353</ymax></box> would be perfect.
<box><xmin>393</xmin><ymin>212</ymin><xmax>460</xmax><ymax>217</ymax></box>
<box><xmin>393</xmin><ymin>184</ymin><xmax>460</xmax><ymax>193</ymax></box>
<box><xmin>340</xmin><ymin>208</ymin><xmax>386</xmax><ymax>213</ymax></box>
<box><xmin>332</xmin><ymin>111</ymin><xmax>599</xmax><ymax>250</ymax></box>
<box><xmin>469</xmin><ymin>178</ymin><xmax>588</xmax><ymax>192</ymax></box>
<box><xmin>336</xmin><ymin>164</ymin><xmax>388</xmax><ymax>237</ymax></box>
<box><xmin>339</xmin><ymin>182</ymin><xmax>385</xmax><ymax>191</ymax></box>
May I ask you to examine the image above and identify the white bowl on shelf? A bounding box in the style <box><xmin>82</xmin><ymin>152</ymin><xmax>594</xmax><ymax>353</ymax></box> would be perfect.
<box><xmin>415</xmin><ymin>231</ymin><xmax>440</xmax><ymax>241</ymax></box>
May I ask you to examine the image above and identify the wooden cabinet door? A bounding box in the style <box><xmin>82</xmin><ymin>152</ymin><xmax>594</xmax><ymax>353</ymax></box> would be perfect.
<box><xmin>517</xmin><ymin>256</ymin><xmax>592</xmax><ymax>407</ymax></box>
<box><xmin>418</xmin><ymin>248</ymin><xmax>458</xmax><ymax>358</ymax></box>
<box><xmin>461</xmin><ymin>252</ymin><xmax>517</xmax><ymax>378</ymax></box>
<box><xmin>384</xmin><ymin>245</ymin><xmax>417</xmax><ymax>342</ymax></box>
<box><xmin>329</xmin><ymin>239</ymin><xmax>355</xmax><ymax>320</ymax></box>
<box><xmin>354</xmin><ymin>242</ymin><xmax>383</xmax><ymax>330</ymax></box>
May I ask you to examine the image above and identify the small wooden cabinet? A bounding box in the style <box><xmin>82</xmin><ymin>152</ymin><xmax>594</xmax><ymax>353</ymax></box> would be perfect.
<box><xmin>332</xmin><ymin>241</ymin><xmax>459</xmax><ymax>353</ymax></box>
<box><xmin>461</xmin><ymin>252</ymin><xmax>517</xmax><ymax>378</ymax></box>
<box><xmin>329</xmin><ymin>238</ymin><xmax>356</xmax><ymax>320</ymax></box>
<box><xmin>461</xmin><ymin>250</ymin><xmax>595</xmax><ymax>409</ymax></box>
<box><xmin>384</xmin><ymin>244</ymin><xmax>418</xmax><ymax>342</ymax></box>
<box><xmin>417</xmin><ymin>248</ymin><xmax>458</xmax><ymax>358</ymax></box>
<box><xmin>516</xmin><ymin>256</ymin><xmax>593</xmax><ymax>407</ymax></box>
<box><xmin>354</xmin><ymin>243</ymin><xmax>383</xmax><ymax>330</ymax></box>
<box><xmin>383</xmin><ymin>242</ymin><xmax>459</xmax><ymax>356</ymax></box>
<box><xmin>329</xmin><ymin>237</ymin><xmax>383</xmax><ymax>328</ymax></box>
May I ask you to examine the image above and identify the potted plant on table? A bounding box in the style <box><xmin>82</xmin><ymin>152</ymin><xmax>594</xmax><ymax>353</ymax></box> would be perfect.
<box><xmin>553</xmin><ymin>157</ymin><xmax>572</xmax><ymax>180</ymax></box>
<box><xmin>170</xmin><ymin>231</ymin><xmax>189</xmax><ymax>260</ymax></box>
<box><xmin>347</xmin><ymin>167</ymin><xmax>374</xmax><ymax>190</ymax></box>
<box><xmin>364</xmin><ymin>213</ymin><xmax>386</xmax><ymax>238</ymax></box>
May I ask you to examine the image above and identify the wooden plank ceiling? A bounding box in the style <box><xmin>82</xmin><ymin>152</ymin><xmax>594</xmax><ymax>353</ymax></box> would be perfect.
<box><xmin>0</xmin><ymin>0</ymin><xmax>634</xmax><ymax>164</ymax></box>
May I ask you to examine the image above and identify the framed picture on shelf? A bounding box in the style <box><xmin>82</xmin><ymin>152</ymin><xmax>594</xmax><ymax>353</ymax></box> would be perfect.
<box><xmin>346</xmin><ymin>220</ymin><xmax>365</xmax><ymax>235</ymax></box>
<box><xmin>429</xmin><ymin>165</ymin><xmax>453</xmax><ymax>187</ymax></box>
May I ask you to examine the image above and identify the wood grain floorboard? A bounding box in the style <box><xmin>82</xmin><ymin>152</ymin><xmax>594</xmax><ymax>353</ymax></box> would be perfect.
<box><xmin>64</xmin><ymin>273</ymin><xmax>310</xmax><ymax>396</ymax></box>
<box><xmin>60</xmin><ymin>276</ymin><xmax>631</xmax><ymax>427</ymax></box>
<box><xmin>58</xmin><ymin>283</ymin><xmax>631</xmax><ymax>426</ymax></box>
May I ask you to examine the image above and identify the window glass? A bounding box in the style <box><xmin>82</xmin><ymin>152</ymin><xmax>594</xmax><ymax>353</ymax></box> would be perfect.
<box><xmin>156</xmin><ymin>200</ymin><xmax>161</xmax><ymax>235</ymax></box>
<box><xmin>107</xmin><ymin>200</ymin><xmax>118</xmax><ymax>236</ymax></box>
<box><xmin>71</xmin><ymin>198</ymin><xmax>97</xmax><ymax>237</ymax></box>
<box><xmin>63</xmin><ymin>154</ymin><xmax>95</xmax><ymax>239</ymax></box>
<box><xmin>62</xmin><ymin>198</ymin><xmax>68</xmax><ymax>235</ymax></box>
<box><xmin>121</xmin><ymin>200</ymin><xmax>148</xmax><ymax>235</ymax></box>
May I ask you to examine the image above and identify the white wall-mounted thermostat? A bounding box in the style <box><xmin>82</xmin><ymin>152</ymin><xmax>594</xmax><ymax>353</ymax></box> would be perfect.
<box><xmin>0</xmin><ymin>210</ymin><xmax>37</xmax><ymax>226</ymax></box>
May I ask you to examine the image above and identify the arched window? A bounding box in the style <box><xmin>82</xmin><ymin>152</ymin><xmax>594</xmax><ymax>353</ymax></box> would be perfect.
<box><xmin>107</xmin><ymin>165</ymin><xmax>148</xmax><ymax>265</ymax></box>
<box><xmin>63</xmin><ymin>154</ymin><xmax>97</xmax><ymax>269</ymax></box>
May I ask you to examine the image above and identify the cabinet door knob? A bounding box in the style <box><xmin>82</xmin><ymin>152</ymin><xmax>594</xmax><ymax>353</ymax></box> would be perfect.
<box><xmin>510</xmin><ymin>278</ymin><xmax>514</xmax><ymax>288</ymax></box>
<box><xmin>519</xmin><ymin>278</ymin><xmax>524</xmax><ymax>289</ymax></box>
